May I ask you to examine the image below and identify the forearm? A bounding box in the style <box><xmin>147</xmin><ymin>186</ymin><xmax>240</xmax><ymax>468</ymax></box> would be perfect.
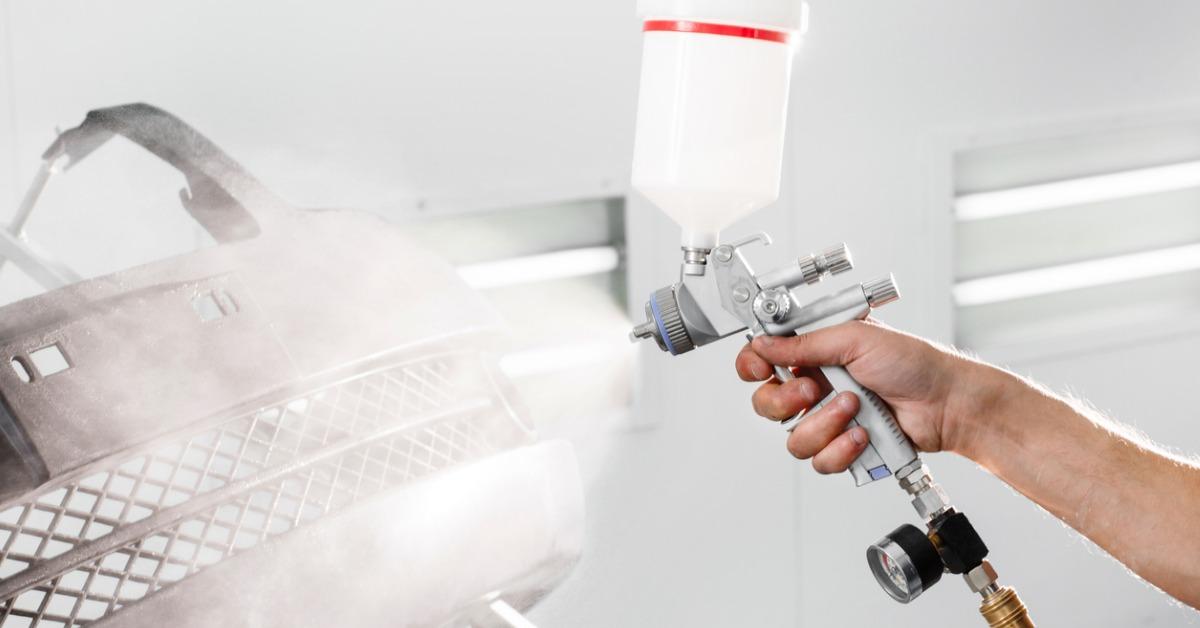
<box><xmin>949</xmin><ymin>361</ymin><xmax>1200</xmax><ymax>607</ymax></box>
<box><xmin>740</xmin><ymin>323</ymin><xmax>1200</xmax><ymax>603</ymax></box>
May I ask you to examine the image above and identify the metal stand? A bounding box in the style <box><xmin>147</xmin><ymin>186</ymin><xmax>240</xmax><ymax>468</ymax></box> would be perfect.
<box><xmin>0</xmin><ymin>151</ymin><xmax>81</xmax><ymax>289</ymax></box>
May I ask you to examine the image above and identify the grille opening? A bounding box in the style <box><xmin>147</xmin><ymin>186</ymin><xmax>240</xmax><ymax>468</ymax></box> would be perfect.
<box><xmin>9</xmin><ymin>358</ymin><xmax>32</xmax><ymax>384</ymax></box>
<box><xmin>29</xmin><ymin>345</ymin><xmax>70</xmax><ymax>378</ymax></box>
<box><xmin>0</xmin><ymin>356</ymin><xmax>530</xmax><ymax>628</ymax></box>
<box><xmin>191</xmin><ymin>293</ymin><xmax>225</xmax><ymax>322</ymax></box>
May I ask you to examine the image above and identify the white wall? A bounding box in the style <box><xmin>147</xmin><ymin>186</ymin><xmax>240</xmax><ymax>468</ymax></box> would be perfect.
<box><xmin>3</xmin><ymin>1</ymin><xmax>1200</xmax><ymax>627</ymax></box>
<box><xmin>545</xmin><ymin>2</ymin><xmax>1200</xmax><ymax>627</ymax></box>
<box><xmin>0</xmin><ymin>1</ymin><xmax>640</xmax><ymax>216</ymax></box>
<box><xmin>763</xmin><ymin>2</ymin><xmax>1200</xmax><ymax>627</ymax></box>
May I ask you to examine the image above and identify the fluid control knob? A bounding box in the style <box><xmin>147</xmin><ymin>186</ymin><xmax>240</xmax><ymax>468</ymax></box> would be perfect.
<box><xmin>760</xmin><ymin>244</ymin><xmax>855</xmax><ymax>289</ymax></box>
<box><xmin>799</xmin><ymin>243</ymin><xmax>853</xmax><ymax>284</ymax></box>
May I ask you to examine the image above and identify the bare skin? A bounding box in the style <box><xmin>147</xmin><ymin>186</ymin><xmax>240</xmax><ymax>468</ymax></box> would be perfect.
<box><xmin>735</xmin><ymin>320</ymin><xmax>1200</xmax><ymax>609</ymax></box>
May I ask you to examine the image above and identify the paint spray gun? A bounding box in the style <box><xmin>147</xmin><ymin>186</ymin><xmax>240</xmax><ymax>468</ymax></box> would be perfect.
<box><xmin>627</xmin><ymin>1</ymin><xmax>1033</xmax><ymax>625</ymax></box>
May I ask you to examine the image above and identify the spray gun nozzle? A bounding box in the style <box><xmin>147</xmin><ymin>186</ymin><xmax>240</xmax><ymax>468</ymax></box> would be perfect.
<box><xmin>630</xmin><ymin>321</ymin><xmax>658</xmax><ymax>343</ymax></box>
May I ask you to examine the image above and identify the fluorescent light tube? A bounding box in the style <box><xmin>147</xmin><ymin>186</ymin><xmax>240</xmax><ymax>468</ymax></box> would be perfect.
<box><xmin>954</xmin><ymin>243</ymin><xmax>1200</xmax><ymax>307</ymax></box>
<box><xmin>486</xmin><ymin>600</ymin><xmax>538</xmax><ymax>628</ymax></box>
<box><xmin>955</xmin><ymin>161</ymin><xmax>1200</xmax><ymax>221</ymax></box>
<box><xmin>457</xmin><ymin>246</ymin><xmax>620</xmax><ymax>290</ymax></box>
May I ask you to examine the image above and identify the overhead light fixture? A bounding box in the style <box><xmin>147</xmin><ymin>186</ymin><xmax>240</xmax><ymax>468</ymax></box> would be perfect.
<box><xmin>457</xmin><ymin>246</ymin><xmax>620</xmax><ymax>290</ymax></box>
<box><xmin>955</xmin><ymin>160</ymin><xmax>1200</xmax><ymax>222</ymax></box>
<box><xmin>953</xmin><ymin>243</ymin><xmax>1200</xmax><ymax>307</ymax></box>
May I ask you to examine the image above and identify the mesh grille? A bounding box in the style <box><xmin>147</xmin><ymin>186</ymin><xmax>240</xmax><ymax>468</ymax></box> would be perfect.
<box><xmin>0</xmin><ymin>355</ymin><xmax>528</xmax><ymax>627</ymax></box>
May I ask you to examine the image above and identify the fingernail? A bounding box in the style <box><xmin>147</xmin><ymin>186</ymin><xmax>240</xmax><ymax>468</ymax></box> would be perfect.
<box><xmin>837</xmin><ymin>393</ymin><xmax>856</xmax><ymax>410</ymax></box>
<box><xmin>755</xmin><ymin>336</ymin><xmax>775</xmax><ymax>347</ymax></box>
<box><xmin>800</xmin><ymin>379</ymin><xmax>818</xmax><ymax>400</ymax></box>
<box><xmin>752</xmin><ymin>363</ymin><xmax>770</xmax><ymax>380</ymax></box>
<box><xmin>850</xmin><ymin>428</ymin><xmax>867</xmax><ymax>446</ymax></box>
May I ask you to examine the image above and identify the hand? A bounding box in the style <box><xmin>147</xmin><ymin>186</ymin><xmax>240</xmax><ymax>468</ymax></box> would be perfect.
<box><xmin>735</xmin><ymin>320</ymin><xmax>996</xmax><ymax>473</ymax></box>
<box><xmin>743</xmin><ymin>322</ymin><xmax>1200</xmax><ymax>611</ymax></box>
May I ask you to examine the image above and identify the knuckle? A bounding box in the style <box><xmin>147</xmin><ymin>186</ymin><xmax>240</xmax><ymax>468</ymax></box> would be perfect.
<box><xmin>781</xmin><ymin>334</ymin><xmax>809</xmax><ymax>363</ymax></box>
<box><xmin>750</xmin><ymin>392</ymin><xmax>768</xmax><ymax>417</ymax></box>
<box><xmin>751</xmin><ymin>359</ymin><xmax>772</xmax><ymax>381</ymax></box>
<box><xmin>812</xmin><ymin>450</ymin><xmax>848</xmax><ymax>475</ymax></box>
<box><xmin>811</xmin><ymin>457</ymin><xmax>835</xmax><ymax>474</ymax></box>
<box><xmin>763</xmin><ymin>391</ymin><xmax>794</xmax><ymax>420</ymax></box>
<box><xmin>783</xmin><ymin>379</ymin><xmax>820</xmax><ymax>413</ymax></box>
<box><xmin>735</xmin><ymin>363</ymin><xmax>752</xmax><ymax>382</ymax></box>
<box><xmin>751</xmin><ymin>386</ymin><xmax>769</xmax><ymax>410</ymax></box>
<box><xmin>787</xmin><ymin>437</ymin><xmax>806</xmax><ymax>461</ymax></box>
<box><xmin>811</xmin><ymin>435</ymin><xmax>857</xmax><ymax>475</ymax></box>
<box><xmin>752</xmin><ymin>386</ymin><xmax>784</xmax><ymax>419</ymax></box>
<box><xmin>756</xmin><ymin>335</ymin><xmax>798</xmax><ymax>363</ymax></box>
<box><xmin>786</xmin><ymin>433</ymin><xmax>814</xmax><ymax>460</ymax></box>
<box><xmin>795</xmin><ymin>378</ymin><xmax>820</xmax><ymax>404</ymax></box>
<box><xmin>735</xmin><ymin>351</ymin><xmax>758</xmax><ymax>381</ymax></box>
<box><xmin>796</xmin><ymin>404</ymin><xmax>845</xmax><ymax>440</ymax></box>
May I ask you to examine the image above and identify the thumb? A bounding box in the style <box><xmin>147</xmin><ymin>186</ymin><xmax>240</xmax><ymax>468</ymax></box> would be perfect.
<box><xmin>750</xmin><ymin>321</ymin><xmax>875</xmax><ymax>368</ymax></box>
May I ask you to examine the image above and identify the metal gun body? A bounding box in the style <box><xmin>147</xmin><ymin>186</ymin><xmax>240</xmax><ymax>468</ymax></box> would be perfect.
<box><xmin>633</xmin><ymin>232</ymin><xmax>917</xmax><ymax>486</ymax></box>
<box><xmin>632</xmin><ymin>233</ymin><xmax>1033</xmax><ymax>623</ymax></box>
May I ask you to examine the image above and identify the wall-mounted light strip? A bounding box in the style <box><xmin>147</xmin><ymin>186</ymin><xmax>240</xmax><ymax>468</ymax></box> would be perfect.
<box><xmin>457</xmin><ymin>246</ymin><xmax>620</xmax><ymax>290</ymax></box>
<box><xmin>954</xmin><ymin>243</ymin><xmax>1200</xmax><ymax>307</ymax></box>
<box><xmin>955</xmin><ymin>160</ymin><xmax>1200</xmax><ymax>222</ymax></box>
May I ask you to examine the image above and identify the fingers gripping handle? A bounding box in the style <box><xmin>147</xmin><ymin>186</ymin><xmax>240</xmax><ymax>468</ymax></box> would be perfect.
<box><xmin>779</xmin><ymin>364</ymin><xmax>918</xmax><ymax>486</ymax></box>
<box><xmin>821</xmin><ymin>366</ymin><xmax>918</xmax><ymax>486</ymax></box>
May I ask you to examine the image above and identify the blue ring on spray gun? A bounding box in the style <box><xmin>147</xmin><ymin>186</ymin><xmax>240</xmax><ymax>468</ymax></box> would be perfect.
<box><xmin>649</xmin><ymin>292</ymin><xmax>678</xmax><ymax>355</ymax></box>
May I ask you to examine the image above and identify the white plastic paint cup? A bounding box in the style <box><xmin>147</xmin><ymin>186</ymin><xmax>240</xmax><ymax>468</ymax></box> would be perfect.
<box><xmin>631</xmin><ymin>0</ymin><xmax>807</xmax><ymax>250</ymax></box>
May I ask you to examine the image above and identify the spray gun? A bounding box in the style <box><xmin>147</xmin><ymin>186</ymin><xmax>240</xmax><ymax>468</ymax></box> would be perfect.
<box><xmin>628</xmin><ymin>2</ymin><xmax>1033</xmax><ymax>625</ymax></box>
<box><xmin>630</xmin><ymin>237</ymin><xmax>1032</xmax><ymax>625</ymax></box>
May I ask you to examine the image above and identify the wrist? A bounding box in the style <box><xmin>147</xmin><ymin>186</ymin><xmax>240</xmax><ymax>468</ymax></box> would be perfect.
<box><xmin>937</xmin><ymin>354</ymin><xmax>1030</xmax><ymax>462</ymax></box>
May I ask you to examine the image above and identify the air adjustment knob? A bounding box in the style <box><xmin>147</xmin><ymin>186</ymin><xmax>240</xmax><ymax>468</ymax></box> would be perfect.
<box><xmin>863</xmin><ymin>275</ymin><xmax>901</xmax><ymax>308</ymax></box>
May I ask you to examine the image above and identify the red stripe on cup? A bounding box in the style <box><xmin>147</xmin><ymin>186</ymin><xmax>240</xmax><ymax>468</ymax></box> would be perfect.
<box><xmin>643</xmin><ymin>19</ymin><xmax>793</xmax><ymax>44</ymax></box>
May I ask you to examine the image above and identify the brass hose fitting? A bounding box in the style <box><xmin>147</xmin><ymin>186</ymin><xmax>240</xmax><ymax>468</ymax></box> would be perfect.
<box><xmin>979</xmin><ymin>586</ymin><xmax>1034</xmax><ymax>628</ymax></box>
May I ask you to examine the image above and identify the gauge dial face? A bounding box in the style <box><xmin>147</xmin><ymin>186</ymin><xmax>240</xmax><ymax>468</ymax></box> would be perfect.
<box><xmin>880</xmin><ymin>553</ymin><xmax>909</xmax><ymax>591</ymax></box>
<box><xmin>867</xmin><ymin>523</ymin><xmax>945</xmax><ymax>603</ymax></box>
<box><xmin>866</xmin><ymin>543</ymin><xmax>919</xmax><ymax>602</ymax></box>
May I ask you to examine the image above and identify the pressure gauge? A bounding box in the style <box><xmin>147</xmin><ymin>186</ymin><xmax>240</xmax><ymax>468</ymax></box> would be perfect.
<box><xmin>865</xmin><ymin>524</ymin><xmax>943</xmax><ymax>603</ymax></box>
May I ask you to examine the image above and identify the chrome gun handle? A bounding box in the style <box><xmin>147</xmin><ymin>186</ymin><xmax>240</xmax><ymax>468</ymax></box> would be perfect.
<box><xmin>818</xmin><ymin>365</ymin><xmax>918</xmax><ymax>486</ymax></box>
<box><xmin>755</xmin><ymin>331</ymin><xmax>918</xmax><ymax>487</ymax></box>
